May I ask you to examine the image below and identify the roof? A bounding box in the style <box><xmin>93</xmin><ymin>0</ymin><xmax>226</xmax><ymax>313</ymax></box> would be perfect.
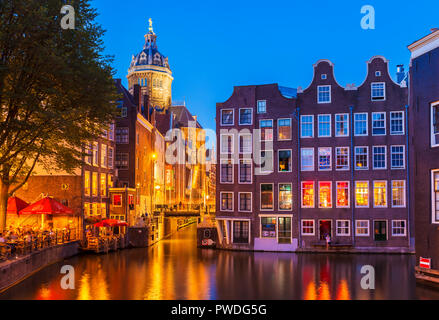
<box><xmin>169</xmin><ymin>105</ymin><xmax>202</xmax><ymax>129</ymax></box>
<box><xmin>129</xmin><ymin>28</ymin><xmax>170</xmax><ymax>70</ymax></box>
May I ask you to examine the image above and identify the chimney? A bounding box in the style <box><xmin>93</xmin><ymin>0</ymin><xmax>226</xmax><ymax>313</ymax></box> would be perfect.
<box><xmin>396</xmin><ymin>65</ymin><xmax>405</xmax><ymax>84</ymax></box>
<box><xmin>133</xmin><ymin>84</ymin><xmax>141</xmax><ymax>107</ymax></box>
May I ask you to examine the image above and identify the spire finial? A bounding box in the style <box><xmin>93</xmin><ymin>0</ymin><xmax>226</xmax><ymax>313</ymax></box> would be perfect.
<box><xmin>148</xmin><ymin>18</ymin><xmax>154</xmax><ymax>34</ymax></box>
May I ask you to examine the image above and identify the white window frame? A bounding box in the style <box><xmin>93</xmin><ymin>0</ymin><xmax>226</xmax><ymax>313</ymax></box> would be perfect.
<box><xmin>431</xmin><ymin>169</ymin><xmax>439</xmax><ymax>224</ymax></box>
<box><xmin>238</xmin><ymin>133</ymin><xmax>252</xmax><ymax>154</ymax></box>
<box><xmin>260</xmin><ymin>150</ymin><xmax>274</xmax><ymax>174</ymax></box>
<box><xmin>317</xmin><ymin>114</ymin><xmax>331</xmax><ymax>137</ymax></box>
<box><xmin>278</xmin><ymin>183</ymin><xmax>293</xmax><ymax>211</ymax></box>
<box><xmin>259</xmin><ymin>119</ymin><xmax>273</xmax><ymax>142</ymax></box>
<box><xmin>318</xmin><ymin>181</ymin><xmax>332</xmax><ymax>208</ymax></box>
<box><xmin>238</xmin><ymin>192</ymin><xmax>252</xmax><ymax>212</ymax></box>
<box><xmin>220</xmin><ymin>159</ymin><xmax>234</xmax><ymax>184</ymax></box>
<box><xmin>372</xmin><ymin>145</ymin><xmax>387</xmax><ymax>170</ymax></box>
<box><xmin>335</xmin><ymin>113</ymin><xmax>349</xmax><ymax>137</ymax></box>
<box><xmin>355</xmin><ymin>181</ymin><xmax>369</xmax><ymax>208</ymax></box>
<box><xmin>220</xmin><ymin>109</ymin><xmax>234</xmax><ymax>126</ymax></box>
<box><xmin>231</xmin><ymin>219</ymin><xmax>251</xmax><ymax>244</ymax></box>
<box><xmin>371</xmin><ymin>82</ymin><xmax>386</xmax><ymax>101</ymax></box>
<box><xmin>220</xmin><ymin>191</ymin><xmax>234</xmax><ymax>212</ymax></box>
<box><xmin>278</xmin><ymin>149</ymin><xmax>293</xmax><ymax>173</ymax></box>
<box><xmin>257</xmin><ymin>100</ymin><xmax>267</xmax><ymax>114</ymax></box>
<box><xmin>391</xmin><ymin>220</ymin><xmax>407</xmax><ymax>237</ymax></box>
<box><xmin>301</xmin><ymin>148</ymin><xmax>314</xmax><ymax>171</ymax></box>
<box><xmin>277</xmin><ymin>118</ymin><xmax>292</xmax><ymax>141</ymax></box>
<box><xmin>355</xmin><ymin>220</ymin><xmax>370</xmax><ymax>237</ymax></box>
<box><xmin>301</xmin><ymin>181</ymin><xmax>315</xmax><ymax>208</ymax></box>
<box><xmin>238</xmin><ymin>159</ymin><xmax>253</xmax><ymax>184</ymax></box>
<box><xmin>354</xmin><ymin>113</ymin><xmax>368</xmax><ymax>136</ymax></box>
<box><xmin>372</xmin><ymin>112</ymin><xmax>386</xmax><ymax>136</ymax></box>
<box><xmin>390</xmin><ymin>145</ymin><xmax>405</xmax><ymax>169</ymax></box>
<box><xmin>390</xmin><ymin>111</ymin><xmax>405</xmax><ymax>135</ymax></box>
<box><xmin>336</xmin><ymin>181</ymin><xmax>350</xmax><ymax>208</ymax></box>
<box><xmin>318</xmin><ymin>147</ymin><xmax>332</xmax><ymax>171</ymax></box>
<box><xmin>220</xmin><ymin>133</ymin><xmax>234</xmax><ymax>155</ymax></box>
<box><xmin>355</xmin><ymin>146</ymin><xmax>369</xmax><ymax>170</ymax></box>
<box><xmin>431</xmin><ymin>102</ymin><xmax>439</xmax><ymax>148</ymax></box>
<box><xmin>239</xmin><ymin>108</ymin><xmax>253</xmax><ymax>126</ymax></box>
<box><xmin>373</xmin><ymin>180</ymin><xmax>388</xmax><ymax>208</ymax></box>
<box><xmin>260</xmin><ymin>183</ymin><xmax>274</xmax><ymax>211</ymax></box>
<box><xmin>336</xmin><ymin>220</ymin><xmax>351</xmax><ymax>236</ymax></box>
<box><xmin>335</xmin><ymin>147</ymin><xmax>349</xmax><ymax>171</ymax></box>
<box><xmin>391</xmin><ymin>180</ymin><xmax>406</xmax><ymax>208</ymax></box>
<box><xmin>300</xmin><ymin>115</ymin><xmax>314</xmax><ymax>138</ymax></box>
<box><xmin>317</xmin><ymin>85</ymin><xmax>331</xmax><ymax>104</ymax></box>
<box><xmin>301</xmin><ymin>219</ymin><xmax>315</xmax><ymax>236</ymax></box>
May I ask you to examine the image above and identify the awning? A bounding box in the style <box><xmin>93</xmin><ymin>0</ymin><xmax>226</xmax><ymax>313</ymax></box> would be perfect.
<box><xmin>19</xmin><ymin>197</ymin><xmax>74</xmax><ymax>215</ymax></box>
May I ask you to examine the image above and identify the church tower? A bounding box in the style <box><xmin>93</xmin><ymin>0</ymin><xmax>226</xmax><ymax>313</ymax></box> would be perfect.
<box><xmin>127</xmin><ymin>19</ymin><xmax>173</xmax><ymax>111</ymax></box>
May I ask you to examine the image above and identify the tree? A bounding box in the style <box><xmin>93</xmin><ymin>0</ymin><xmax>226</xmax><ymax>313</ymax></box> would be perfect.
<box><xmin>0</xmin><ymin>0</ymin><xmax>119</xmax><ymax>231</ymax></box>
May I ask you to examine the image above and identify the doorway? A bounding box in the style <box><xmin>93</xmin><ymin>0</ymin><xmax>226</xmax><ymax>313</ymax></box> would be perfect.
<box><xmin>319</xmin><ymin>220</ymin><xmax>332</xmax><ymax>240</ymax></box>
<box><xmin>374</xmin><ymin>220</ymin><xmax>387</xmax><ymax>241</ymax></box>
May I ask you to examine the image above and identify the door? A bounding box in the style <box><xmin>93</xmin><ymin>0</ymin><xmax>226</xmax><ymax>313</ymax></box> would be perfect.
<box><xmin>374</xmin><ymin>220</ymin><xmax>387</xmax><ymax>241</ymax></box>
<box><xmin>277</xmin><ymin>217</ymin><xmax>292</xmax><ymax>244</ymax></box>
<box><xmin>319</xmin><ymin>220</ymin><xmax>332</xmax><ymax>240</ymax></box>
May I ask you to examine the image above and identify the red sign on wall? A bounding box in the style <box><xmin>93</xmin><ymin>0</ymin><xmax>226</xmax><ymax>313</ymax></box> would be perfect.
<box><xmin>420</xmin><ymin>257</ymin><xmax>431</xmax><ymax>269</ymax></box>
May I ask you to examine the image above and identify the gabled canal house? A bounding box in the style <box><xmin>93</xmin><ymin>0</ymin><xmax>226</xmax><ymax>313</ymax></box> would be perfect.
<box><xmin>408</xmin><ymin>28</ymin><xmax>439</xmax><ymax>272</ymax></box>
<box><xmin>216</xmin><ymin>57</ymin><xmax>411</xmax><ymax>252</ymax></box>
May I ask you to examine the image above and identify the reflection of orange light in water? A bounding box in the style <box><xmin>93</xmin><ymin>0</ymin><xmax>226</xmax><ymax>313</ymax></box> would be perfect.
<box><xmin>304</xmin><ymin>282</ymin><xmax>317</xmax><ymax>300</ymax></box>
<box><xmin>78</xmin><ymin>273</ymin><xmax>91</xmax><ymax>300</ymax></box>
<box><xmin>318</xmin><ymin>281</ymin><xmax>331</xmax><ymax>300</ymax></box>
<box><xmin>336</xmin><ymin>280</ymin><xmax>351</xmax><ymax>300</ymax></box>
<box><xmin>36</xmin><ymin>287</ymin><xmax>52</xmax><ymax>300</ymax></box>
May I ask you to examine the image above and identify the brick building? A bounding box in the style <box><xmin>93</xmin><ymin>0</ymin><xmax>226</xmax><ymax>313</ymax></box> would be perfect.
<box><xmin>216</xmin><ymin>57</ymin><xmax>411</xmax><ymax>252</ymax></box>
<box><xmin>408</xmin><ymin>28</ymin><xmax>439</xmax><ymax>271</ymax></box>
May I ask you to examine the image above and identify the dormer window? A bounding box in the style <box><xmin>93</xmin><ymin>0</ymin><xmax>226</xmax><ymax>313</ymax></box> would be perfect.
<box><xmin>371</xmin><ymin>82</ymin><xmax>386</xmax><ymax>101</ymax></box>
<box><xmin>321</xmin><ymin>74</ymin><xmax>327</xmax><ymax>80</ymax></box>
<box><xmin>317</xmin><ymin>85</ymin><xmax>331</xmax><ymax>104</ymax></box>
<box><xmin>154</xmin><ymin>53</ymin><xmax>161</xmax><ymax>64</ymax></box>
<box><xmin>375</xmin><ymin>71</ymin><xmax>381</xmax><ymax>77</ymax></box>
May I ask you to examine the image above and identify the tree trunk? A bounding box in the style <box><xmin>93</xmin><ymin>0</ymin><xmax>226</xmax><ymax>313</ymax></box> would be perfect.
<box><xmin>0</xmin><ymin>180</ymin><xmax>9</xmax><ymax>232</ymax></box>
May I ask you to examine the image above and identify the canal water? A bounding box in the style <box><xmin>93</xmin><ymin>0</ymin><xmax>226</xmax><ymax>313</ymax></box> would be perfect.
<box><xmin>1</xmin><ymin>223</ymin><xmax>439</xmax><ymax>300</ymax></box>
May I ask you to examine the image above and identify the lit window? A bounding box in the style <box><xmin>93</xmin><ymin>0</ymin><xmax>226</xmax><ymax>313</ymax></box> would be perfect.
<box><xmin>92</xmin><ymin>143</ymin><xmax>99</xmax><ymax>166</ymax></box>
<box><xmin>233</xmin><ymin>221</ymin><xmax>249</xmax><ymax>244</ymax></box>
<box><xmin>239</xmin><ymin>193</ymin><xmax>252</xmax><ymax>212</ymax></box>
<box><xmin>318</xmin><ymin>114</ymin><xmax>331</xmax><ymax>137</ymax></box>
<box><xmin>84</xmin><ymin>202</ymin><xmax>90</xmax><ymax>217</ymax></box>
<box><xmin>220</xmin><ymin>192</ymin><xmax>233</xmax><ymax>211</ymax></box>
<box><xmin>220</xmin><ymin>159</ymin><xmax>233</xmax><ymax>183</ymax></box>
<box><xmin>432</xmin><ymin>170</ymin><xmax>439</xmax><ymax>223</ymax></box>
<box><xmin>278</xmin><ymin>119</ymin><xmax>292</xmax><ymax>140</ymax></box>
<box><xmin>100</xmin><ymin>174</ymin><xmax>107</xmax><ymax>197</ymax></box>
<box><xmin>373</xmin><ymin>181</ymin><xmax>387</xmax><ymax>208</ymax></box>
<box><xmin>300</xmin><ymin>115</ymin><xmax>314</xmax><ymax>138</ymax></box>
<box><xmin>101</xmin><ymin>144</ymin><xmax>107</xmax><ymax>168</ymax></box>
<box><xmin>257</xmin><ymin>100</ymin><xmax>266</xmax><ymax>113</ymax></box>
<box><xmin>371</xmin><ymin>82</ymin><xmax>385</xmax><ymax>101</ymax></box>
<box><xmin>373</xmin><ymin>146</ymin><xmax>387</xmax><ymax>169</ymax></box>
<box><xmin>301</xmin><ymin>148</ymin><xmax>314</xmax><ymax>171</ymax></box>
<box><xmin>301</xmin><ymin>181</ymin><xmax>315</xmax><ymax>208</ymax></box>
<box><xmin>260</xmin><ymin>150</ymin><xmax>274</xmax><ymax>173</ymax></box>
<box><xmin>391</xmin><ymin>146</ymin><xmax>405</xmax><ymax>169</ymax></box>
<box><xmin>261</xmin><ymin>184</ymin><xmax>274</xmax><ymax>210</ymax></box>
<box><xmin>278</xmin><ymin>217</ymin><xmax>292</xmax><ymax>244</ymax></box>
<box><xmin>318</xmin><ymin>147</ymin><xmax>332</xmax><ymax>171</ymax></box>
<box><xmin>278</xmin><ymin>150</ymin><xmax>292</xmax><ymax>172</ymax></box>
<box><xmin>112</xmin><ymin>194</ymin><xmax>122</xmax><ymax>207</ymax></box>
<box><xmin>261</xmin><ymin>217</ymin><xmax>276</xmax><ymax>238</ymax></box>
<box><xmin>355</xmin><ymin>181</ymin><xmax>369</xmax><ymax>208</ymax></box>
<box><xmin>392</xmin><ymin>220</ymin><xmax>406</xmax><ymax>236</ymax></box>
<box><xmin>336</xmin><ymin>220</ymin><xmax>350</xmax><ymax>236</ymax></box>
<box><xmin>318</xmin><ymin>182</ymin><xmax>332</xmax><ymax>208</ymax></box>
<box><xmin>335</xmin><ymin>147</ymin><xmax>349</xmax><ymax>170</ymax></box>
<box><xmin>84</xmin><ymin>171</ymin><xmax>90</xmax><ymax>196</ymax></box>
<box><xmin>239</xmin><ymin>134</ymin><xmax>252</xmax><ymax>154</ymax></box>
<box><xmin>318</xmin><ymin>85</ymin><xmax>331</xmax><ymax>103</ymax></box>
<box><xmin>336</xmin><ymin>181</ymin><xmax>350</xmax><ymax>208</ymax></box>
<box><xmin>354</xmin><ymin>113</ymin><xmax>368</xmax><ymax>136</ymax></box>
<box><xmin>431</xmin><ymin>103</ymin><xmax>439</xmax><ymax>147</ymax></box>
<box><xmin>239</xmin><ymin>108</ymin><xmax>252</xmax><ymax>125</ymax></box>
<box><xmin>92</xmin><ymin>172</ymin><xmax>98</xmax><ymax>196</ymax></box>
<box><xmin>221</xmin><ymin>109</ymin><xmax>234</xmax><ymax>125</ymax></box>
<box><xmin>302</xmin><ymin>220</ymin><xmax>315</xmax><ymax>235</ymax></box>
<box><xmin>356</xmin><ymin>220</ymin><xmax>370</xmax><ymax>236</ymax></box>
<box><xmin>220</xmin><ymin>134</ymin><xmax>233</xmax><ymax>154</ymax></box>
<box><xmin>279</xmin><ymin>183</ymin><xmax>292</xmax><ymax>210</ymax></box>
<box><xmin>335</xmin><ymin>114</ymin><xmax>349</xmax><ymax>137</ymax></box>
<box><xmin>390</xmin><ymin>111</ymin><xmax>404</xmax><ymax>135</ymax></box>
<box><xmin>372</xmin><ymin>112</ymin><xmax>386</xmax><ymax>135</ymax></box>
<box><xmin>355</xmin><ymin>147</ymin><xmax>369</xmax><ymax>170</ymax></box>
<box><xmin>392</xmin><ymin>180</ymin><xmax>406</xmax><ymax>208</ymax></box>
<box><xmin>239</xmin><ymin>159</ymin><xmax>252</xmax><ymax>184</ymax></box>
<box><xmin>260</xmin><ymin>120</ymin><xmax>273</xmax><ymax>141</ymax></box>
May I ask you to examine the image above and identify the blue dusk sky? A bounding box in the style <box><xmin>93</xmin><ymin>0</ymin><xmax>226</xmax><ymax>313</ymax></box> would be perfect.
<box><xmin>92</xmin><ymin>0</ymin><xmax>439</xmax><ymax>131</ymax></box>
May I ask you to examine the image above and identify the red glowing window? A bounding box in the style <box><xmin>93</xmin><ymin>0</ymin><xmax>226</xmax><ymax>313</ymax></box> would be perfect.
<box><xmin>113</xmin><ymin>194</ymin><xmax>122</xmax><ymax>207</ymax></box>
<box><xmin>319</xmin><ymin>182</ymin><xmax>332</xmax><ymax>208</ymax></box>
<box><xmin>336</xmin><ymin>182</ymin><xmax>349</xmax><ymax>208</ymax></box>
<box><xmin>301</xmin><ymin>181</ymin><xmax>315</xmax><ymax>208</ymax></box>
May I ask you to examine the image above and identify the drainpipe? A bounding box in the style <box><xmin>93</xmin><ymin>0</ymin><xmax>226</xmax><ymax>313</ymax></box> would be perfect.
<box><xmin>405</xmin><ymin>104</ymin><xmax>411</xmax><ymax>249</ymax></box>
<box><xmin>349</xmin><ymin>105</ymin><xmax>355</xmax><ymax>247</ymax></box>
<box><xmin>295</xmin><ymin>107</ymin><xmax>302</xmax><ymax>249</ymax></box>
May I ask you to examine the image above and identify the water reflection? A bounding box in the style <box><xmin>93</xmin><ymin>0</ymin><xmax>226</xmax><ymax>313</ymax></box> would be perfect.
<box><xmin>1</xmin><ymin>223</ymin><xmax>439</xmax><ymax>300</ymax></box>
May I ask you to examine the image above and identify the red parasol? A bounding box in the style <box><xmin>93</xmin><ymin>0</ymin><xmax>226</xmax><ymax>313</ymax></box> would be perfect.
<box><xmin>19</xmin><ymin>197</ymin><xmax>74</xmax><ymax>215</ymax></box>
<box><xmin>93</xmin><ymin>219</ymin><xmax>128</xmax><ymax>228</ymax></box>
<box><xmin>7</xmin><ymin>196</ymin><xmax>29</xmax><ymax>215</ymax></box>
